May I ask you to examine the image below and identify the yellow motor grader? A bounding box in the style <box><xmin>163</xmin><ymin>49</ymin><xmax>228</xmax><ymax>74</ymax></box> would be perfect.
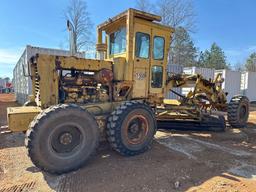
<box><xmin>7</xmin><ymin>9</ymin><xmax>249</xmax><ymax>174</ymax></box>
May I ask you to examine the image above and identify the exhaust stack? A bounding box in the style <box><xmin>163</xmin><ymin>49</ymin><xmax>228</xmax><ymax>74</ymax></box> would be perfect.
<box><xmin>67</xmin><ymin>20</ymin><xmax>77</xmax><ymax>56</ymax></box>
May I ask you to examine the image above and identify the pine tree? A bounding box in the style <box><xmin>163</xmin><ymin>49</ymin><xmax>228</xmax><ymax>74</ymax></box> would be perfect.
<box><xmin>198</xmin><ymin>43</ymin><xmax>229</xmax><ymax>69</ymax></box>
<box><xmin>171</xmin><ymin>27</ymin><xmax>197</xmax><ymax>67</ymax></box>
<box><xmin>245</xmin><ymin>52</ymin><xmax>256</xmax><ymax>72</ymax></box>
<box><xmin>197</xmin><ymin>51</ymin><xmax>206</xmax><ymax>67</ymax></box>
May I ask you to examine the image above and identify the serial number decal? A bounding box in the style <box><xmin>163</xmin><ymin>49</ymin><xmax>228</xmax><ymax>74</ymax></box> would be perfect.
<box><xmin>135</xmin><ymin>72</ymin><xmax>146</xmax><ymax>80</ymax></box>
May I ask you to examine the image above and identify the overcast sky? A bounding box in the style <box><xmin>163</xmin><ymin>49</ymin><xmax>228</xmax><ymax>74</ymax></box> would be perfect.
<box><xmin>0</xmin><ymin>0</ymin><xmax>256</xmax><ymax>78</ymax></box>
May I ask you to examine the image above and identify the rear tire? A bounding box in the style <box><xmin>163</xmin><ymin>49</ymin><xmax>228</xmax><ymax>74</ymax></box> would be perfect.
<box><xmin>106</xmin><ymin>101</ymin><xmax>157</xmax><ymax>156</ymax></box>
<box><xmin>25</xmin><ymin>104</ymin><xmax>99</xmax><ymax>174</ymax></box>
<box><xmin>228</xmin><ymin>96</ymin><xmax>249</xmax><ymax>128</ymax></box>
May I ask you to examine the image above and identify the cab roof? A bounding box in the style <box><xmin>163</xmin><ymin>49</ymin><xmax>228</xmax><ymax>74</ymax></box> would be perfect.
<box><xmin>98</xmin><ymin>8</ymin><xmax>162</xmax><ymax>30</ymax></box>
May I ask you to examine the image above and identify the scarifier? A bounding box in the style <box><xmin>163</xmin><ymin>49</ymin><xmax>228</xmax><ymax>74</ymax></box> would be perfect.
<box><xmin>6</xmin><ymin>9</ymin><xmax>249</xmax><ymax>174</ymax></box>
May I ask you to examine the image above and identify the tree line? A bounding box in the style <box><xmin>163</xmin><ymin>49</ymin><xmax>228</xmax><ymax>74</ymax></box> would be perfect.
<box><xmin>170</xmin><ymin>27</ymin><xmax>230</xmax><ymax>69</ymax></box>
<box><xmin>63</xmin><ymin>0</ymin><xmax>256</xmax><ymax>72</ymax></box>
<box><xmin>168</xmin><ymin>25</ymin><xmax>256</xmax><ymax>71</ymax></box>
<box><xmin>136</xmin><ymin>0</ymin><xmax>256</xmax><ymax>71</ymax></box>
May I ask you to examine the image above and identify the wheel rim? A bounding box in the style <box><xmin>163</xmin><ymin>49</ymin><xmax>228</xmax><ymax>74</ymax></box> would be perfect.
<box><xmin>239</xmin><ymin>105</ymin><xmax>247</xmax><ymax>121</ymax></box>
<box><xmin>50</xmin><ymin>124</ymin><xmax>83</xmax><ymax>154</ymax></box>
<box><xmin>124</xmin><ymin>115</ymin><xmax>149</xmax><ymax>145</ymax></box>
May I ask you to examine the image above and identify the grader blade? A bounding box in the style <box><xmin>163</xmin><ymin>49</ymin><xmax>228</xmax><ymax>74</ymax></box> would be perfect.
<box><xmin>157</xmin><ymin>115</ymin><xmax>226</xmax><ymax>132</ymax></box>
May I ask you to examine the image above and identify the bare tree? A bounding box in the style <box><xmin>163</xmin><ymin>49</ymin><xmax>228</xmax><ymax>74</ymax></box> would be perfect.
<box><xmin>156</xmin><ymin>0</ymin><xmax>196</xmax><ymax>32</ymax></box>
<box><xmin>135</xmin><ymin>0</ymin><xmax>196</xmax><ymax>32</ymax></box>
<box><xmin>65</xmin><ymin>0</ymin><xmax>93</xmax><ymax>51</ymax></box>
<box><xmin>154</xmin><ymin>0</ymin><xmax>196</xmax><ymax>65</ymax></box>
<box><xmin>233</xmin><ymin>62</ymin><xmax>244</xmax><ymax>71</ymax></box>
<box><xmin>135</xmin><ymin>0</ymin><xmax>153</xmax><ymax>12</ymax></box>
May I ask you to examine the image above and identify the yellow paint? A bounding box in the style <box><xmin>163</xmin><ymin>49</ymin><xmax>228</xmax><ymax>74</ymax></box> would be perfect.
<box><xmin>97</xmin><ymin>8</ymin><xmax>174</xmax><ymax>102</ymax></box>
<box><xmin>8</xmin><ymin>9</ymin><xmax>177</xmax><ymax>132</ymax></box>
<box><xmin>113</xmin><ymin>57</ymin><xmax>126</xmax><ymax>81</ymax></box>
<box><xmin>31</xmin><ymin>54</ymin><xmax>113</xmax><ymax>108</ymax></box>
<box><xmin>7</xmin><ymin>107</ymin><xmax>41</xmax><ymax>132</ymax></box>
<box><xmin>163</xmin><ymin>99</ymin><xmax>181</xmax><ymax>106</ymax></box>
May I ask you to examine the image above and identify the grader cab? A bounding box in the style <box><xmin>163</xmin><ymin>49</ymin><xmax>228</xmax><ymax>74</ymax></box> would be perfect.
<box><xmin>7</xmin><ymin>9</ymin><xmax>249</xmax><ymax>174</ymax></box>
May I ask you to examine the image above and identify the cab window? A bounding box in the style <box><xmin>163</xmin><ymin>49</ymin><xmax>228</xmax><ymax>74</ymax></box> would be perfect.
<box><xmin>110</xmin><ymin>27</ymin><xmax>126</xmax><ymax>55</ymax></box>
<box><xmin>153</xmin><ymin>36</ymin><xmax>165</xmax><ymax>60</ymax></box>
<box><xmin>135</xmin><ymin>32</ymin><xmax>150</xmax><ymax>59</ymax></box>
<box><xmin>151</xmin><ymin>66</ymin><xmax>163</xmax><ymax>88</ymax></box>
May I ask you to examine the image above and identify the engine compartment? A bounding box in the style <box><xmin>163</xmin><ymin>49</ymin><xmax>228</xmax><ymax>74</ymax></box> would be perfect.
<box><xmin>59</xmin><ymin>68</ymin><xmax>113</xmax><ymax>104</ymax></box>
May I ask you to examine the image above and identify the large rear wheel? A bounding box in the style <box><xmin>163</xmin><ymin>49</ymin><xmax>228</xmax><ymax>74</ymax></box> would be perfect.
<box><xmin>228</xmin><ymin>96</ymin><xmax>249</xmax><ymax>128</ymax></box>
<box><xmin>25</xmin><ymin>104</ymin><xmax>99</xmax><ymax>174</ymax></box>
<box><xmin>107</xmin><ymin>101</ymin><xmax>157</xmax><ymax>156</ymax></box>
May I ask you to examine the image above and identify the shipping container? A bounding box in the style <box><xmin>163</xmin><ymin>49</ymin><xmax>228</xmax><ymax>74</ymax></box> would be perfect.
<box><xmin>182</xmin><ymin>67</ymin><xmax>215</xmax><ymax>96</ymax></box>
<box><xmin>166</xmin><ymin>64</ymin><xmax>183</xmax><ymax>99</ymax></box>
<box><xmin>240</xmin><ymin>71</ymin><xmax>256</xmax><ymax>101</ymax></box>
<box><xmin>215</xmin><ymin>70</ymin><xmax>241</xmax><ymax>102</ymax></box>
<box><xmin>13</xmin><ymin>45</ymin><xmax>84</xmax><ymax>104</ymax></box>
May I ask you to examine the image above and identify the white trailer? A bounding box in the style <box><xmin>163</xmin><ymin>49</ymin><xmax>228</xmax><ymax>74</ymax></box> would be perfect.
<box><xmin>240</xmin><ymin>71</ymin><xmax>256</xmax><ymax>102</ymax></box>
<box><xmin>215</xmin><ymin>70</ymin><xmax>241</xmax><ymax>102</ymax></box>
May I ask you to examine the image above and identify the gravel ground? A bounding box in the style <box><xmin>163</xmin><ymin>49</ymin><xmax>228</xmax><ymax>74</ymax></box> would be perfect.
<box><xmin>0</xmin><ymin>94</ymin><xmax>256</xmax><ymax>192</ymax></box>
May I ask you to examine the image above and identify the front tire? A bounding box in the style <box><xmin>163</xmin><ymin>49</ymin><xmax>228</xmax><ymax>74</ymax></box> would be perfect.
<box><xmin>25</xmin><ymin>104</ymin><xmax>99</xmax><ymax>174</ymax></box>
<box><xmin>107</xmin><ymin>101</ymin><xmax>157</xmax><ymax>156</ymax></box>
<box><xmin>228</xmin><ymin>96</ymin><xmax>249</xmax><ymax>128</ymax></box>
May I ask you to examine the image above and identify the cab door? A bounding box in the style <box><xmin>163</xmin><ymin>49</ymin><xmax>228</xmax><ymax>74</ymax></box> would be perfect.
<box><xmin>132</xmin><ymin>22</ymin><xmax>151</xmax><ymax>98</ymax></box>
<box><xmin>149</xmin><ymin>29</ymin><xmax>167</xmax><ymax>95</ymax></box>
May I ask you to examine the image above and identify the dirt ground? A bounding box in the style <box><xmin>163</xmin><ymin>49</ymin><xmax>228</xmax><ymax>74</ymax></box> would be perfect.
<box><xmin>0</xmin><ymin>93</ymin><xmax>256</xmax><ymax>192</ymax></box>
